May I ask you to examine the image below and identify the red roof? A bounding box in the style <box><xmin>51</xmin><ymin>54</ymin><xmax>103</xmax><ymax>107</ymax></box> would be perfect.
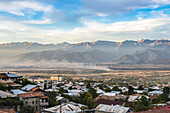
<box><xmin>0</xmin><ymin>109</ymin><xmax>16</xmax><ymax>113</ymax></box>
<box><xmin>18</xmin><ymin>91</ymin><xmax>46</xmax><ymax>98</ymax></box>
<box><xmin>0</xmin><ymin>73</ymin><xmax>8</xmax><ymax>78</ymax></box>
<box><xmin>94</xmin><ymin>99</ymin><xmax>124</xmax><ymax>105</ymax></box>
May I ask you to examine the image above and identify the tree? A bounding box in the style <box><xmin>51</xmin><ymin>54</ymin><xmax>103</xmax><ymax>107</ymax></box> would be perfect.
<box><xmin>86</xmin><ymin>82</ymin><xmax>91</xmax><ymax>89</ymax></box>
<box><xmin>138</xmin><ymin>85</ymin><xmax>144</xmax><ymax>90</ymax></box>
<box><xmin>22</xmin><ymin>78</ymin><xmax>36</xmax><ymax>86</ymax></box>
<box><xmin>86</xmin><ymin>96</ymin><xmax>94</xmax><ymax>109</ymax></box>
<box><xmin>105</xmin><ymin>87</ymin><xmax>111</xmax><ymax>92</ymax></box>
<box><xmin>163</xmin><ymin>87</ymin><xmax>169</xmax><ymax>94</ymax></box>
<box><xmin>128</xmin><ymin>86</ymin><xmax>134</xmax><ymax>95</ymax></box>
<box><xmin>59</xmin><ymin>87</ymin><xmax>68</xmax><ymax>94</ymax></box>
<box><xmin>68</xmin><ymin>86</ymin><xmax>72</xmax><ymax>90</ymax></box>
<box><xmin>112</xmin><ymin>86</ymin><xmax>121</xmax><ymax>91</ymax></box>
<box><xmin>88</xmin><ymin>87</ymin><xmax>98</xmax><ymax>99</ymax></box>
<box><xmin>19</xmin><ymin>105</ymin><xmax>34</xmax><ymax>113</ymax></box>
<box><xmin>83</xmin><ymin>92</ymin><xmax>94</xmax><ymax>108</ymax></box>
<box><xmin>49</xmin><ymin>91</ymin><xmax>59</xmax><ymax>107</ymax></box>
<box><xmin>44</xmin><ymin>83</ymin><xmax>47</xmax><ymax>90</ymax></box>
<box><xmin>141</xmin><ymin>96</ymin><xmax>148</xmax><ymax>106</ymax></box>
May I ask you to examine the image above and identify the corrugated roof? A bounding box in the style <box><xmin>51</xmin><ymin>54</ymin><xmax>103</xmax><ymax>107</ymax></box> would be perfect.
<box><xmin>21</xmin><ymin>85</ymin><xmax>37</xmax><ymax>91</ymax></box>
<box><xmin>5</xmin><ymin>73</ymin><xmax>22</xmax><ymax>78</ymax></box>
<box><xmin>44</xmin><ymin>102</ymin><xmax>87</xmax><ymax>113</ymax></box>
<box><xmin>148</xmin><ymin>91</ymin><xmax>163</xmax><ymax>94</ymax></box>
<box><xmin>95</xmin><ymin>104</ymin><xmax>130</xmax><ymax>113</ymax></box>
<box><xmin>11</xmin><ymin>89</ymin><xmax>26</xmax><ymax>95</ymax></box>
<box><xmin>0</xmin><ymin>90</ymin><xmax>17</xmax><ymax>98</ymax></box>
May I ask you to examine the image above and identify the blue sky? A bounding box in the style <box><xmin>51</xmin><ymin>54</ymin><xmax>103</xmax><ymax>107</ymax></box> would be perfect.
<box><xmin>0</xmin><ymin>0</ymin><xmax>169</xmax><ymax>43</ymax></box>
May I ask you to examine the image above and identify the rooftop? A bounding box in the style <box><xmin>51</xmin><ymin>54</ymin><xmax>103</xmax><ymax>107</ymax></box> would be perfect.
<box><xmin>0</xmin><ymin>90</ymin><xmax>17</xmax><ymax>99</ymax></box>
<box><xmin>21</xmin><ymin>84</ymin><xmax>37</xmax><ymax>91</ymax></box>
<box><xmin>95</xmin><ymin>104</ymin><xmax>130</xmax><ymax>113</ymax></box>
<box><xmin>11</xmin><ymin>89</ymin><xmax>26</xmax><ymax>95</ymax></box>
<box><xmin>18</xmin><ymin>91</ymin><xmax>45</xmax><ymax>98</ymax></box>
<box><xmin>44</xmin><ymin>102</ymin><xmax>87</xmax><ymax>113</ymax></box>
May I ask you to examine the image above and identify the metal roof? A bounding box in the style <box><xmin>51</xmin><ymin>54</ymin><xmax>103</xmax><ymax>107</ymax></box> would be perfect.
<box><xmin>21</xmin><ymin>85</ymin><xmax>37</xmax><ymax>91</ymax></box>
<box><xmin>148</xmin><ymin>91</ymin><xmax>163</xmax><ymax>94</ymax></box>
<box><xmin>95</xmin><ymin>104</ymin><xmax>130</xmax><ymax>113</ymax></box>
<box><xmin>44</xmin><ymin>102</ymin><xmax>87</xmax><ymax>113</ymax></box>
<box><xmin>5</xmin><ymin>73</ymin><xmax>22</xmax><ymax>78</ymax></box>
<box><xmin>0</xmin><ymin>90</ymin><xmax>17</xmax><ymax>98</ymax></box>
<box><xmin>11</xmin><ymin>89</ymin><xmax>26</xmax><ymax>95</ymax></box>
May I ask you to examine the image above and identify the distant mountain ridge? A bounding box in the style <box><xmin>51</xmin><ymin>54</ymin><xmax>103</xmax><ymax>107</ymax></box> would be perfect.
<box><xmin>113</xmin><ymin>49</ymin><xmax>170</xmax><ymax>64</ymax></box>
<box><xmin>0</xmin><ymin>39</ymin><xmax>169</xmax><ymax>49</ymax></box>
<box><xmin>0</xmin><ymin>39</ymin><xmax>170</xmax><ymax>65</ymax></box>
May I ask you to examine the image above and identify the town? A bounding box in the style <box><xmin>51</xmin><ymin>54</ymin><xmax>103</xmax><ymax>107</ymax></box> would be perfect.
<box><xmin>0</xmin><ymin>72</ymin><xmax>169</xmax><ymax>113</ymax></box>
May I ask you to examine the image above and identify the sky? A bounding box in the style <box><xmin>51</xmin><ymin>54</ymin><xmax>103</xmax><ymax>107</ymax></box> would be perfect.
<box><xmin>0</xmin><ymin>0</ymin><xmax>170</xmax><ymax>44</ymax></box>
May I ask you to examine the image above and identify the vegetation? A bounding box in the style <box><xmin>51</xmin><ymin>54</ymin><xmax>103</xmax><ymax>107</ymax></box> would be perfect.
<box><xmin>0</xmin><ymin>84</ymin><xmax>15</xmax><ymax>91</ymax></box>
<box><xmin>58</xmin><ymin>87</ymin><xmax>68</xmax><ymax>94</ymax></box>
<box><xmin>0</xmin><ymin>97</ymin><xmax>23</xmax><ymax>107</ymax></box>
<box><xmin>17</xmin><ymin>78</ymin><xmax>36</xmax><ymax>86</ymax></box>
<box><xmin>48</xmin><ymin>91</ymin><xmax>59</xmax><ymax>107</ymax></box>
<box><xmin>19</xmin><ymin>105</ymin><xmax>34</xmax><ymax>113</ymax></box>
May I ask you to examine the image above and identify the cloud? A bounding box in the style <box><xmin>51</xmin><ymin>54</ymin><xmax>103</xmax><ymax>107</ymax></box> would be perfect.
<box><xmin>82</xmin><ymin>0</ymin><xmax>170</xmax><ymax>15</ymax></box>
<box><xmin>0</xmin><ymin>0</ymin><xmax>52</xmax><ymax>16</ymax></box>
<box><xmin>23</xmin><ymin>18</ymin><xmax>52</xmax><ymax>24</ymax></box>
<box><xmin>0</xmin><ymin>15</ymin><xmax>169</xmax><ymax>44</ymax></box>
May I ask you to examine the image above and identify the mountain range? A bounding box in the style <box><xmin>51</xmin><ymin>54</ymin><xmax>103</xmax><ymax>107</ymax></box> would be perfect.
<box><xmin>0</xmin><ymin>39</ymin><xmax>170</xmax><ymax>66</ymax></box>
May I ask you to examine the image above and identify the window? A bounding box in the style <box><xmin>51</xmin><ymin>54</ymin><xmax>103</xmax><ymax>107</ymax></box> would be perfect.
<box><xmin>32</xmin><ymin>101</ymin><xmax>34</xmax><ymax>104</ymax></box>
<box><xmin>25</xmin><ymin>101</ymin><xmax>28</xmax><ymax>104</ymax></box>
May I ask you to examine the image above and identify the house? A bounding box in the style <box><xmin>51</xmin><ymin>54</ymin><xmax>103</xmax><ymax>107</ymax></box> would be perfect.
<box><xmin>43</xmin><ymin>102</ymin><xmax>88</xmax><ymax>113</ymax></box>
<box><xmin>0</xmin><ymin>79</ymin><xmax>22</xmax><ymax>87</ymax></box>
<box><xmin>95</xmin><ymin>104</ymin><xmax>132</xmax><ymax>113</ymax></box>
<box><xmin>56</xmin><ymin>96</ymin><xmax>69</xmax><ymax>103</ymax></box>
<box><xmin>11</xmin><ymin>89</ymin><xmax>26</xmax><ymax>95</ymax></box>
<box><xmin>18</xmin><ymin>91</ymin><xmax>48</xmax><ymax>113</ymax></box>
<box><xmin>148</xmin><ymin>91</ymin><xmax>163</xmax><ymax>96</ymax></box>
<box><xmin>119</xmin><ymin>87</ymin><xmax>128</xmax><ymax>93</ymax></box>
<box><xmin>21</xmin><ymin>84</ymin><xmax>43</xmax><ymax>92</ymax></box>
<box><xmin>94</xmin><ymin>98</ymin><xmax>124</xmax><ymax>106</ymax></box>
<box><xmin>96</xmin><ymin>89</ymin><xmax>105</xmax><ymax>94</ymax></box>
<box><xmin>128</xmin><ymin>94</ymin><xmax>149</xmax><ymax>102</ymax></box>
<box><xmin>0</xmin><ymin>73</ymin><xmax>22</xmax><ymax>82</ymax></box>
<box><xmin>111</xmin><ymin>91</ymin><xmax>121</xmax><ymax>95</ymax></box>
<box><xmin>0</xmin><ymin>90</ymin><xmax>16</xmax><ymax>99</ymax></box>
<box><xmin>101</xmin><ymin>92</ymin><xmax>116</xmax><ymax>97</ymax></box>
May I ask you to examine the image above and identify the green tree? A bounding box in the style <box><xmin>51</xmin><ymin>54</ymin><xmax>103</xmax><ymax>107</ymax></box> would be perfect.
<box><xmin>163</xmin><ymin>87</ymin><xmax>169</xmax><ymax>94</ymax></box>
<box><xmin>44</xmin><ymin>83</ymin><xmax>47</xmax><ymax>90</ymax></box>
<box><xmin>138</xmin><ymin>85</ymin><xmax>144</xmax><ymax>90</ymax></box>
<box><xmin>49</xmin><ymin>91</ymin><xmax>59</xmax><ymax>107</ymax></box>
<box><xmin>59</xmin><ymin>87</ymin><xmax>68</xmax><ymax>94</ymax></box>
<box><xmin>22</xmin><ymin>78</ymin><xmax>36</xmax><ymax>86</ymax></box>
<box><xmin>83</xmin><ymin>92</ymin><xmax>94</xmax><ymax>108</ymax></box>
<box><xmin>141</xmin><ymin>96</ymin><xmax>148</xmax><ymax>106</ymax></box>
<box><xmin>112</xmin><ymin>86</ymin><xmax>121</xmax><ymax>91</ymax></box>
<box><xmin>88</xmin><ymin>87</ymin><xmax>98</xmax><ymax>98</ymax></box>
<box><xmin>128</xmin><ymin>86</ymin><xmax>134</xmax><ymax>95</ymax></box>
<box><xmin>86</xmin><ymin>96</ymin><xmax>94</xmax><ymax>109</ymax></box>
<box><xmin>105</xmin><ymin>87</ymin><xmax>111</xmax><ymax>92</ymax></box>
<box><xmin>19</xmin><ymin>105</ymin><xmax>34</xmax><ymax>113</ymax></box>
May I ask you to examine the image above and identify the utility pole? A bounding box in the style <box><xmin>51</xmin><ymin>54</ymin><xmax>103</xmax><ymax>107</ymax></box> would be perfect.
<box><xmin>60</xmin><ymin>102</ymin><xmax>62</xmax><ymax>113</ymax></box>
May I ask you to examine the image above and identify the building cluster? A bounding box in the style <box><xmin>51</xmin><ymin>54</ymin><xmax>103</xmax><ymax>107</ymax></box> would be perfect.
<box><xmin>0</xmin><ymin>72</ymin><xmax>169</xmax><ymax>113</ymax></box>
